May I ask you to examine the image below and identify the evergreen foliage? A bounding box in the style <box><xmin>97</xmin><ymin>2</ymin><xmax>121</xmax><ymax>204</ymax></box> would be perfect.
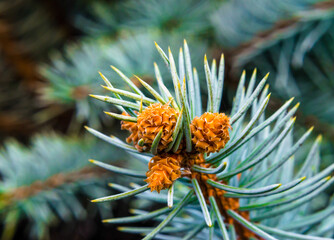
<box><xmin>1</xmin><ymin>0</ymin><xmax>334</xmax><ymax>239</ymax></box>
<box><xmin>212</xmin><ymin>0</ymin><xmax>334</xmax><ymax>139</ymax></box>
<box><xmin>40</xmin><ymin>33</ymin><xmax>207</xmax><ymax>128</ymax></box>
<box><xmin>86</xmin><ymin>41</ymin><xmax>334</xmax><ymax>239</ymax></box>
<box><xmin>0</xmin><ymin>134</ymin><xmax>125</xmax><ymax>239</ymax></box>
<box><xmin>211</xmin><ymin>0</ymin><xmax>323</xmax><ymax>47</ymax></box>
<box><xmin>75</xmin><ymin>0</ymin><xmax>212</xmax><ymax>38</ymax></box>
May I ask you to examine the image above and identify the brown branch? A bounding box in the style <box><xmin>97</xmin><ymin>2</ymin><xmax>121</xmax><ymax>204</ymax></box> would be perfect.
<box><xmin>230</xmin><ymin>18</ymin><xmax>299</xmax><ymax>65</ymax></box>
<box><xmin>4</xmin><ymin>166</ymin><xmax>109</xmax><ymax>202</ymax></box>
<box><xmin>0</xmin><ymin>113</ymin><xmax>35</xmax><ymax>139</ymax></box>
<box><xmin>224</xmin><ymin>0</ymin><xmax>334</xmax><ymax>67</ymax></box>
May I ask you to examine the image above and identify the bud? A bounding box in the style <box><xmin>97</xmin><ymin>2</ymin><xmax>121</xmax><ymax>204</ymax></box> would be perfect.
<box><xmin>144</xmin><ymin>154</ymin><xmax>183</xmax><ymax>193</ymax></box>
<box><xmin>190</xmin><ymin>112</ymin><xmax>231</xmax><ymax>154</ymax></box>
<box><xmin>137</xmin><ymin>103</ymin><xmax>178</xmax><ymax>152</ymax></box>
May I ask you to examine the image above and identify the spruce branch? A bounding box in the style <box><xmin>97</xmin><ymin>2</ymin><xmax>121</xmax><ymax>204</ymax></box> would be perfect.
<box><xmin>0</xmin><ymin>133</ymin><xmax>127</xmax><ymax>239</ymax></box>
<box><xmin>86</xmin><ymin>40</ymin><xmax>334</xmax><ymax>239</ymax></box>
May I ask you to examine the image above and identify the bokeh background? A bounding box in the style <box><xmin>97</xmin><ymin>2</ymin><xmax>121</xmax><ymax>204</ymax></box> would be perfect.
<box><xmin>0</xmin><ymin>0</ymin><xmax>333</xmax><ymax>239</ymax></box>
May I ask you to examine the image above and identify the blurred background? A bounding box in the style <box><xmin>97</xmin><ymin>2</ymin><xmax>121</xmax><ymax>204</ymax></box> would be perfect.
<box><xmin>0</xmin><ymin>0</ymin><xmax>333</xmax><ymax>239</ymax></box>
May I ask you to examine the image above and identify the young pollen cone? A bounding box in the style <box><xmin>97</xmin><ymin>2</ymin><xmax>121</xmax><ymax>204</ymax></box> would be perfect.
<box><xmin>190</xmin><ymin>112</ymin><xmax>231</xmax><ymax>154</ymax></box>
<box><xmin>137</xmin><ymin>103</ymin><xmax>178</xmax><ymax>152</ymax></box>
<box><xmin>144</xmin><ymin>154</ymin><xmax>183</xmax><ymax>193</ymax></box>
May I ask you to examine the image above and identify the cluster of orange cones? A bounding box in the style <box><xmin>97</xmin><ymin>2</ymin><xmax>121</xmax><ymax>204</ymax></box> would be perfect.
<box><xmin>121</xmin><ymin>102</ymin><xmax>254</xmax><ymax>238</ymax></box>
<box><xmin>121</xmin><ymin>102</ymin><xmax>230</xmax><ymax>192</ymax></box>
